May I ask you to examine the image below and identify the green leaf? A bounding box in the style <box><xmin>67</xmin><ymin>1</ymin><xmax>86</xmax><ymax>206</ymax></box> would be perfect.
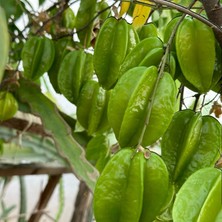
<box><xmin>17</xmin><ymin>78</ymin><xmax>98</xmax><ymax>191</ymax></box>
<box><xmin>0</xmin><ymin>0</ymin><xmax>24</xmax><ymax>19</ymax></box>
<box><xmin>0</xmin><ymin>7</ymin><xmax>9</xmax><ymax>83</ymax></box>
<box><xmin>0</xmin><ymin>205</ymin><xmax>16</xmax><ymax>220</ymax></box>
<box><xmin>38</xmin><ymin>0</ymin><xmax>46</xmax><ymax>6</ymax></box>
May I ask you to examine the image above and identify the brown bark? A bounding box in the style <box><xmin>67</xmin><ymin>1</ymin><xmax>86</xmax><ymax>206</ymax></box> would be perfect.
<box><xmin>28</xmin><ymin>175</ymin><xmax>62</xmax><ymax>222</ymax></box>
<box><xmin>0</xmin><ymin>163</ymin><xmax>71</xmax><ymax>176</ymax></box>
<box><xmin>71</xmin><ymin>181</ymin><xmax>93</xmax><ymax>222</ymax></box>
<box><xmin>141</xmin><ymin>0</ymin><xmax>222</xmax><ymax>47</ymax></box>
<box><xmin>0</xmin><ymin>117</ymin><xmax>51</xmax><ymax>137</ymax></box>
<box><xmin>200</xmin><ymin>0</ymin><xmax>222</xmax><ymax>48</ymax></box>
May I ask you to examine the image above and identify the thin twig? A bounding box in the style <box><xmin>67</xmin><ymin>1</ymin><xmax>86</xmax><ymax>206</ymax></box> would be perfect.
<box><xmin>201</xmin><ymin>93</ymin><xmax>220</xmax><ymax>108</ymax></box>
<box><xmin>192</xmin><ymin>94</ymin><xmax>201</xmax><ymax>111</ymax></box>
<box><xmin>136</xmin><ymin>0</ymin><xmax>196</xmax><ymax>147</ymax></box>
<box><xmin>35</xmin><ymin>2</ymin><xmax>69</xmax><ymax>35</ymax></box>
<box><xmin>199</xmin><ymin>94</ymin><xmax>207</xmax><ymax>112</ymax></box>
<box><xmin>54</xmin><ymin>2</ymin><xmax>116</xmax><ymax>40</ymax></box>
<box><xmin>178</xmin><ymin>85</ymin><xmax>185</xmax><ymax>111</ymax></box>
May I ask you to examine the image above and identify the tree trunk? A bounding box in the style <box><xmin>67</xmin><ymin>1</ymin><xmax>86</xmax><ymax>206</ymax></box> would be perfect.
<box><xmin>71</xmin><ymin>181</ymin><xmax>93</xmax><ymax>222</ymax></box>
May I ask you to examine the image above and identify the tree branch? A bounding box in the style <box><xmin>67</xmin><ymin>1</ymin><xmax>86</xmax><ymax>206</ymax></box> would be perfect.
<box><xmin>200</xmin><ymin>0</ymin><xmax>222</xmax><ymax>48</ymax></box>
<box><xmin>71</xmin><ymin>181</ymin><xmax>93</xmax><ymax>222</ymax></box>
<box><xmin>0</xmin><ymin>164</ymin><xmax>71</xmax><ymax>176</ymax></box>
<box><xmin>1</xmin><ymin>117</ymin><xmax>51</xmax><ymax>137</ymax></box>
<box><xmin>28</xmin><ymin>175</ymin><xmax>62</xmax><ymax>222</ymax></box>
<box><xmin>134</xmin><ymin>0</ymin><xmax>222</xmax><ymax>46</ymax></box>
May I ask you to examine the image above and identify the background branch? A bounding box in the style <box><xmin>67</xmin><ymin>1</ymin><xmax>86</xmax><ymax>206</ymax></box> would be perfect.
<box><xmin>134</xmin><ymin>0</ymin><xmax>222</xmax><ymax>47</ymax></box>
<box><xmin>200</xmin><ymin>0</ymin><xmax>222</xmax><ymax>47</ymax></box>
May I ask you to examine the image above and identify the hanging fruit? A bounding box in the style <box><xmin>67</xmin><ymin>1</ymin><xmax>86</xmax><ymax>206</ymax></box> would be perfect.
<box><xmin>21</xmin><ymin>36</ymin><xmax>55</xmax><ymax>80</ymax></box>
<box><xmin>175</xmin><ymin>17</ymin><xmax>216</xmax><ymax>93</ymax></box>
<box><xmin>108</xmin><ymin>66</ymin><xmax>177</xmax><ymax>147</ymax></box>
<box><xmin>94</xmin><ymin>148</ymin><xmax>169</xmax><ymax>222</ymax></box>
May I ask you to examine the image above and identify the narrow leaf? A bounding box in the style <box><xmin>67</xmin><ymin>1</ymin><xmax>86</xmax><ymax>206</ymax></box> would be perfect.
<box><xmin>133</xmin><ymin>0</ymin><xmax>152</xmax><ymax>29</ymax></box>
<box><xmin>119</xmin><ymin>1</ymin><xmax>131</xmax><ymax>17</ymax></box>
<box><xmin>0</xmin><ymin>205</ymin><xmax>16</xmax><ymax>220</ymax></box>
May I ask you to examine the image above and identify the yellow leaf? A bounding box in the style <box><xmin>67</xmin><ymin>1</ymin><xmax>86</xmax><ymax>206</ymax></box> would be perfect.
<box><xmin>119</xmin><ymin>1</ymin><xmax>131</xmax><ymax>17</ymax></box>
<box><xmin>133</xmin><ymin>0</ymin><xmax>152</xmax><ymax>29</ymax></box>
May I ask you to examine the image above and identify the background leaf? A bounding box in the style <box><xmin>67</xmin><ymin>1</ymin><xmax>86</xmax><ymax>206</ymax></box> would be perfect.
<box><xmin>17</xmin><ymin>78</ymin><xmax>98</xmax><ymax>191</ymax></box>
<box><xmin>0</xmin><ymin>7</ymin><xmax>9</xmax><ymax>83</ymax></box>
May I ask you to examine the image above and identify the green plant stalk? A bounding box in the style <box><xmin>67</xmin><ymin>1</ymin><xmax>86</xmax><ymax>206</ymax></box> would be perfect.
<box><xmin>18</xmin><ymin>176</ymin><xmax>26</xmax><ymax>222</ymax></box>
<box><xmin>137</xmin><ymin>1</ymin><xmax>196</xmax><ymax>148</ymax></box>
<box><xmin>0</xmin><ymin>204</ymin><xmax>16</xmax><ymax>222</ymax></box>
<box><xmin>0</xmin><ymin>178</ymin><xmax>16</xmax><ymax>222</ymax></box>
<box><xmin>55</xmin><ymin>178</ymin><xmax>64</xmax><ymax>222</ymax></box>
<box><xmin>192</xmin><ymin>94</ymin><xmax>201</xmax><ymax>111</ymax></box>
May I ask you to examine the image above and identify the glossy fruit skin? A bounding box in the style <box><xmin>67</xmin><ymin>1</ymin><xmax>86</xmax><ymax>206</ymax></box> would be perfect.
<box><xmin>108</xmin><ymin>66</ymin><xmax>177</xmax><ymax>147</ymax></box>
<box><xmin>96</xmin><ymin>1</ymin><xmax>110</xmax><ymax>21</ymax></box>
<box><xmin>75</xmin><ymin>0</ymin><xmax>97</xmax><ymax>48</ymax></box>
<box><xmin>127</xmin><ymin>23</ymin><xmax>140</xmax><ymax>54</ymax></box>
<box><xmin>62</xmin><ymin>7</ymin><xmax>75</xmax><ymax>30</ymax></box>
<box><xmin>165</xmin><ymin>17</ymin><xmax>220</xmax><ymax>92</ymax></box>
<box><xmin>165</xmin><ymin>53</ymin><xmax>176</xmax><ymax>79</ymax></box>
<box><xmin>176</xmin><ymin>17</ymin><xmax>215</xmax><ymax>93</ymax></box>
<box><xmin>94</xmin><ymin>148</ymin><xmax>169</xmax><ymax>222</ymax></box>
<box><xmin>0</xmin><ymin>7</ymin><xmax>9</xmax><ymax>83</ymax></box>
<box><xmin>164</xmin><ymin>16</ymin><xmax>181</xmax><ymax>51</ymax></box>
<box><xmin>21</xmin><ymin>36</ymin><xmax>55</xmax><ymax>80</ymax></box>
<box><xmin>57</xmin><ymin>50</ymin><xmax>93</xmax><ymax>105</ymax></box>
<box><xmin>76</xmin><ymin>80</ymin><xmax>109</xmax><ymax>135</ymax></box>
<box><xmin>94</xmin><ymin>17</ymin><xmax>129</xmax><ymax>90</ymax></box>
<box><xmin>85</xmin><ymin>134</ymin><xmax>110</xmax><ymax>173</ymax></box>
<box><xmin>139</xmin><ymin>47</ymin><xmax>164</xmax><ymax>67</ymax></box>
<box><xmin>177</xmin><ymin>44</ymin><xmax>222</xmax><ymax>92</ymax></box>
<box><xmin>161</xmin><ymin>109</ymin><xmax>221</xmax><ymax>185</ymax></box>
<box><xmin>208</xmin><ymin>42</ymin><xmax>222</xmax><ymax>93</ymax></box>
<box><xmin>48</xmin><ymin>37</ymin><xmax>74</xmax><ymax>93</ymax></box>
<box><xmin>119</xmin><ymin>37</ymin><xmax>163</xmax><ymax>77</ymax></box>
<box><xmin>0</xmin><ymin>91</ymin><xmax>18</xmax><ymax>121</ymax></box>
<box><xmin>137</xmin><ymin>23</ymin><xmax>158</xmax><ymax>40</ymax></box>
<box><xmin>173</xmin><ymin>167</ymin><xmax>222</xmax><ymax>222</ymax></box>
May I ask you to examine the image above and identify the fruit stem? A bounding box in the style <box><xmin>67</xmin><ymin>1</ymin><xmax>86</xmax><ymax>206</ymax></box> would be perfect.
<box><xmin>137</xmin><ymin>1</ymin><xmax>196</xmax><ymax>148</ymax></box>
<box><xmin>192</xmin><ymin>93</ymin><xmax>201</xmax><ymax>111</ymax></box>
